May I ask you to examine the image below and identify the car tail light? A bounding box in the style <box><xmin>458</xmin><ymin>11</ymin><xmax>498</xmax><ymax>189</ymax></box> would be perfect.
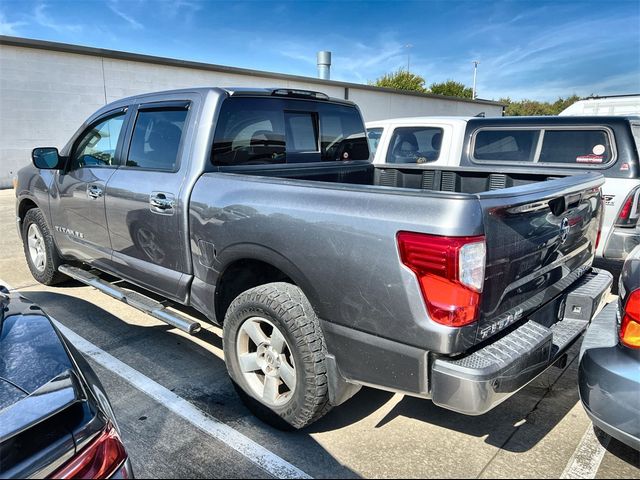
<box><xmin>50</xmin><ymin>424</ymin><xmax>128</xmax><ymax>479</ymax></box>
<box><xmin>595</xmin><ymin>191</ymin><xmax>605</xmax><ymax>250</ymax></box>
<box><xmin>620</xmin><ymin>289</ymin><xmax>640</xmax><ymax>349</ymax></box>
<box><xmin>397</xmin><ymin>232</ymin><xmax>485</xmax><ymax>327</ymax></box>
<box><xmin>615</xmin><ymin>187</ymin><xmax>640</xmax><ymax>227</ymax></box>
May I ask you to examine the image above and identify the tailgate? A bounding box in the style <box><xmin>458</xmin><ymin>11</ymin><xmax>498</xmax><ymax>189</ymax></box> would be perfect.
<box><xmin>476</xmin><ymin>172</ymin><xmax>604</xmax><ymax>342</ymax></box>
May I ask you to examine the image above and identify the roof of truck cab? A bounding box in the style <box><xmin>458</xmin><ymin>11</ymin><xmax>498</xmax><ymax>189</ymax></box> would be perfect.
<box><xmin>101</xmin><ymin>87</ymin><xmax>356</xmax><ymax>111</ymax></box>
<box><xmin>464</xmin><ymin>115</ymin><xmax>640</xmax><ymax>126</ymax></box>
<box><xmin>366</xmin><ymin>116</ymin><xmax>473</xmax><ymax>128</ymax></box>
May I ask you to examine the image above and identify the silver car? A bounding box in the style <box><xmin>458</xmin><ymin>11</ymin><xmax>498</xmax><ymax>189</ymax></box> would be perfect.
<box><xmin>579</xmin><ymin>244</ymin><xmax>640</xmax><ymax>451</ymax></box>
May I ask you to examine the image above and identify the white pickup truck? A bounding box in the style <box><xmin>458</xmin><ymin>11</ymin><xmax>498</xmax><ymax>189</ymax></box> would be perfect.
<box><xmin>366</xmin><ymin>115</ymin><xmax>640</xmax><ymax>262</ymax></box>
<box><xmin>366</xmin><ymin>116</ymin><xmax>469</xmax><ymax>167</ymax></box>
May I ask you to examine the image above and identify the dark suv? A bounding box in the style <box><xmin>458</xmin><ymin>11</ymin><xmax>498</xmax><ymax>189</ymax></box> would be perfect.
<box><xmin>459</xmin><ymin>116</ymin><xmax>640</xmax><ymax>262</ymax></box>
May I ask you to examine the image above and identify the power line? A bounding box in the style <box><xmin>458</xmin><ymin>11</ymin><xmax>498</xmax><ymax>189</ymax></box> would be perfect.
<box><xmin>405</xmin><ymin>44</ymin><xmax>413</xmax><ymax>72</ymax></box>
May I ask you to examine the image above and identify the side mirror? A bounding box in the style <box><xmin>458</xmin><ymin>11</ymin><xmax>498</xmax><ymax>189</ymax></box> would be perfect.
<box><xmin>32</xmin><ymin>147</ymin><xmax>65</xmax><ymax>169</ymax></box>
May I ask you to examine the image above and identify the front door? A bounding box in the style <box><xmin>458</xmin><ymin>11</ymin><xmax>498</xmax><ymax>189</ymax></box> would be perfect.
<box><xmin>105</xmin><ymin>101</ymin><xmax>191</xmax><ymax>301</ymax></box>
<box><xmin>50</xmin><ymin>109</ymin><xmax>128</xmax><ymax>266</ymax></box>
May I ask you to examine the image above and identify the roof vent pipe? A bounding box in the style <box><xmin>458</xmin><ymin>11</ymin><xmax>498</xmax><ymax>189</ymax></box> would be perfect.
<box><xmin>317</xmin><ymin>51</ymin><xmax>331</xmax><ymax>80</ymax></box>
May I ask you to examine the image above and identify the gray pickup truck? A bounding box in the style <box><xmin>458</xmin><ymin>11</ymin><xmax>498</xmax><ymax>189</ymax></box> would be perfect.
<box><xmin>16</xmin><ymin>87</ymin><xmax>612</xmax><ymax>429</ymax></box>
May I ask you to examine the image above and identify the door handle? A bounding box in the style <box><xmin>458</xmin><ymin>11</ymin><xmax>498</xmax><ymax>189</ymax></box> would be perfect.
<box><xmin>150</xmin><ymin>192</ymin><xmax>175</xmax><ymax>214</ymax></box>
<box><xmin>87</xmin><ymin>185</ymin><xmax>103</xmax><ymax>199</ymax></box>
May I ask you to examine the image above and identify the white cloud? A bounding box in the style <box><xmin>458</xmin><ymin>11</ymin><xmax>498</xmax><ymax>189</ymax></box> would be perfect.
<box><xmin>458</xmin><ymin>14</ymin><xmax>640</xmax><ymax>101</ymax></box>
<box><xmin>108</xmin><ymin>1</ymin><xmax>144</xmax><ymax>30</ymax></box>
<box><xmin>34</xmin><ymin>3</ymin><xmax>82</xmax><ymax>33</ymax></box>
<box><xmin>159</xmin><ymin>0</ymin><xmax>203</xmax><ymax>21</ymax></box>
<box><xmin>0</xmin><ymin>12</ymin><xmax>26</xmax><ymax>35</ymax></box>
<box><xmin>277</xmin><ymin>32</ymin><xmax>416</xmax><ymax>83</ymax></box>
<box><xmin>481</xmin><ymin>71</ymin><xmax>640</xmax><ymax>102</ymax></box>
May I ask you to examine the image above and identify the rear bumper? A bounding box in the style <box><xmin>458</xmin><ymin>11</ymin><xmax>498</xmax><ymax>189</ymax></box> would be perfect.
<box><xmin>578</xmin><ymin>302</ymin><xmax>640</xmax><ymax>451</ymax></box>
<box><xmin>431</xmin><ymin>268</ymin><xmax>612</xmax><ymax>415</ymax></box>
<box><xmin>603</xmin><ymin>225</ymin><xmax>640</xmax><ymax>261</ymax></box>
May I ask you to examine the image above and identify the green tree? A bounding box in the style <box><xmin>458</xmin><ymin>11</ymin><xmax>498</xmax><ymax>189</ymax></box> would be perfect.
<box><xmin>429</xmin><ymin>80</ymin><xmax>473</xmax><ymax>98</ymax></box>
<box><xmin>499</xmin><ymin>95</ymin><xmax>581</xmax><ymax>116</ymax></box>
<box><xmin>371</xmin><ymin>68</ymin><xmax>427</xmax><ymax>93</ymax></box>
<box><xmin>551</xmin><ymin>94</ymin><xmax>581</xmax><ymax>114</ymax></box>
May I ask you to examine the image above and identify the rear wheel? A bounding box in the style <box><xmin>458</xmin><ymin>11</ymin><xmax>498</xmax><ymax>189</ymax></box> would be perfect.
<box><xmin>22</xmin><ymin>208</ymin><xmax>66</xmax><ymax>285</ymax></box>
<box><xmin>223</xmin><ymin>282</ymin><xmax>332</xmax><ymax>429</ymax></box>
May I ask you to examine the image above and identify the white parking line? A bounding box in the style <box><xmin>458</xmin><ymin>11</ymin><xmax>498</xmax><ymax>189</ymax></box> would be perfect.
<box><xmin>52</xmin><ymin>320</ymin><xmax>312</xmax><ymax>480</ymax></box>
<box><xmin>560</xmin><ymin>423</ymin><xmax>609</xmax><ymax>479</ymax></box>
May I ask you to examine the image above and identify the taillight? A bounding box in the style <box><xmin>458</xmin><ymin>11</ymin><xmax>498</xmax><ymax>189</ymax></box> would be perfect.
<box><xmin>397</xmin><ymin>232</ymin><xmax>485</xmax><ymax>327</ymax></box>
<box><xmin>615</xmin><ymin>187</ymin><xmax>640</xmax><ymax>227</ymax></box>
<box><xmin>620</xmin><ymin>289</ymin><xmax>640</xmax><ymax>349</ymax></box>
<box><xmin>51</xmin><ymin>424</ymin><xmax>128</xmax><ymax>479</ymax></box>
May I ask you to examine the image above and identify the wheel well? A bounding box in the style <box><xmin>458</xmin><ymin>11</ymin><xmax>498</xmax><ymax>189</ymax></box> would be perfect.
<box><xmin>215</xmin><ymin>259</ymin><xmax>295</xmax><ymax>323</ymax></box>
<box><xmin>18</xmin><ymin>199</ymin><xmax>38</xmax><ymax>225</ymax></box>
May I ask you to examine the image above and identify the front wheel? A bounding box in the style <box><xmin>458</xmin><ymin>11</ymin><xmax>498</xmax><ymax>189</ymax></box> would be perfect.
<box><xmin>22</xmin><ymin>208</ymin><xmax>66</xmax><ymax>285</ymax></box>
<box><xmin>223</xmin><ymin>282</ymin><xmax>332</xmax><ymax>429</ymax></box>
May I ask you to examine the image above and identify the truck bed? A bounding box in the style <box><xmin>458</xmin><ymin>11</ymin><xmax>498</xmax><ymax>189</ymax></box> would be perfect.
<box><xmin>218</xmin><ymin>161</ymin><xmax>574</xmax><ymax>195</ymax></box>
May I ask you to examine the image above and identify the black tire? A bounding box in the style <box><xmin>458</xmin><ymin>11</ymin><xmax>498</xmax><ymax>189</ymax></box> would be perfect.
<box><xmin>223</xmin><ymin>282</ymin><xmax>332</xmax><ymax>430</ymax></box>
<box><xmin>22</xmin><ymin>208</ymin><xmax>66</xmax><ymax>285</ymax></box>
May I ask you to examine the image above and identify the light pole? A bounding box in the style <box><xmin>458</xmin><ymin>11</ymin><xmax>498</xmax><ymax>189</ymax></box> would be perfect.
<box><xmin>472</xmin><ymin>60</ymin><xmax>480</xmax><ymax>100</ymax></box>
<box><xmin>405</xmin><ymin>44</ymin><xmax>413</xmax><ymax>72</ymax></box>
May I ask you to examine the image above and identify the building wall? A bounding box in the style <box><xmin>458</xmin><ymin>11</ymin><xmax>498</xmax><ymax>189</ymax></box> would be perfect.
<box><xmin>0</xmin><ymin>41</ymin><xmax>503</xmax><ymax>188</ymax></box>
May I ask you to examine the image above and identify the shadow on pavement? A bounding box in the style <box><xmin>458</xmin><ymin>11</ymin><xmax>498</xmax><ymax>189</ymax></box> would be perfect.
<box><xmin>597</xmin><ymin>430</ymin><xmax>640</xmax><ymax>470</ymax></box>
<box><xmin>21</xmin><ymin>290</ymin><xmax>360</xmax><ymax>479</ymax></box>
<box><xmin>367</xmin><ymin>375</ymin><xmax>579</xmax><ymax>453</ymax></box>
<box><xmin>23</xmin><ymin>286</ymin><xmax>586</xmax><ymax>460</ymax></box>
<box><xmin>308</xmin><ymin>387</ymin><xmax>395</xmax><ymax>433</ymax></box>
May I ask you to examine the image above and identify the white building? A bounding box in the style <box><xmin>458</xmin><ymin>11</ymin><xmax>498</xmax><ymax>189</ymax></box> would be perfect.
<box><xmin>0</xmin><ymin>35</ymin><xmax>503</xmax><ymax>188</ymax></box>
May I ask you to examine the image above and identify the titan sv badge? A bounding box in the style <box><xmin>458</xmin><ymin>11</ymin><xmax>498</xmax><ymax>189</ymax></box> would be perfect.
<box><xmin>479</xmin><ymin>306</ymin><xmax>524</xmax><ymax>339</ymax></box>
<box><xmin>55</xmin><ymin>226</ymin><xmax>85</xmax><ymax>239</ymax></box>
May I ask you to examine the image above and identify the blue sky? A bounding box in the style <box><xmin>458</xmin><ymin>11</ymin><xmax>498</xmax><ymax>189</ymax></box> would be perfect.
<box><xmin>1</xmin><ymin>0</ymin><xmax>638</xmax><ymax>101</ymax></box>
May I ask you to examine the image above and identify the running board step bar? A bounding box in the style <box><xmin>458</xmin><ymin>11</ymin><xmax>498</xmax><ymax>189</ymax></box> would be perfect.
<box><xmin>58</xmin><ymin>265</ymin><xmax>201</xmax><ymax>335</ymax></box>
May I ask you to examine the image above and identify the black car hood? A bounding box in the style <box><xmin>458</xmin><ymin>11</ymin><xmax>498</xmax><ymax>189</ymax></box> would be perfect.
<box><xmin>0</xmin><ymin>290</ymin><xmax>121</xmax><ymax>479</ymax></box>
<box><xmin>0</xmin><ymin>379</ymin><xmax>27</xmax><ymax>409</ymax></box>
<box><xmin>0</xmin><ymin>293</ymin><xmax>74</xmax><ymax>412</ymax></box>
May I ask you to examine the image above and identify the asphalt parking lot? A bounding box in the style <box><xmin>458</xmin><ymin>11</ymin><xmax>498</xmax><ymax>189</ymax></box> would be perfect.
<box><xmin>1</xmin><ymin>188</ymin><xmax>638</xmax><ymax>479</ymax></box>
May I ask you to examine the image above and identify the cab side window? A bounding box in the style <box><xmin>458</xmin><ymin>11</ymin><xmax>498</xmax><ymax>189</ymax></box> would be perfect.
<box><xmin>126</xmin><ymin>108</ymin><xmax>188</xmax><ymax>171</ymax></box>
<box><xmin>70</xmin><ymin>113</ymin><xmax>126</xmax><ymax>169</ymax></box>
<box><xmin>366</xmin><ymin>128</ymin><xmax>383</xmax><ymax>158</ymax></box>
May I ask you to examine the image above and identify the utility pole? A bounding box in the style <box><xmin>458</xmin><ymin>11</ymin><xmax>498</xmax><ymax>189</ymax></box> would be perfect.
<box><xmin>472</xmin><ymin>60</ymin><xmax>480</xmax><ymax>100</ymax></box>
<box><xmin>405</xmin><ymin>44</ymin><xmax>413</xmax><ymax>72</ymax></box>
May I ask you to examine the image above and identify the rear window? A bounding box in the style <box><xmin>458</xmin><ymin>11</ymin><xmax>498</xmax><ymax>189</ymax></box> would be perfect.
<box><xmin>472</xmin><ymin>127</ymin><xmax>615</xmax><ymax>166</ymax></box>
<box><xmin>474</xmin><ymin>129</ymin><xmax>539</xmax><ymax>162</ymax></box>
<box><xmin>212</xmin><ymin>97</ymin><xmax>369</xmax><ymax>166</ymax></box>
<box><xmin>386</xmin><ymin>127</ymin><xmax>444</xmax><ymax>164</ymax></box>
<box><xmin>631</xmin><ymin>124</ymin><xmax>640</xmax><ymax>155</ymax></box>
<box><xmin>538</xmin><ymin>130</ymin><xmax>612</xmax><ymax>165</ymax></box>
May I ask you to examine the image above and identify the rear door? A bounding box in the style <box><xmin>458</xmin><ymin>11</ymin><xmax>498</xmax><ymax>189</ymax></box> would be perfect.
<box><xmin>476</xmin><ymin>174</ymin><xmax>604</xmax><ymax>342</ymax></box>
<box><xmin>104</xmin><ymin>100</ymin><xmax>192</xmax><ymax>301</ymax></box>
